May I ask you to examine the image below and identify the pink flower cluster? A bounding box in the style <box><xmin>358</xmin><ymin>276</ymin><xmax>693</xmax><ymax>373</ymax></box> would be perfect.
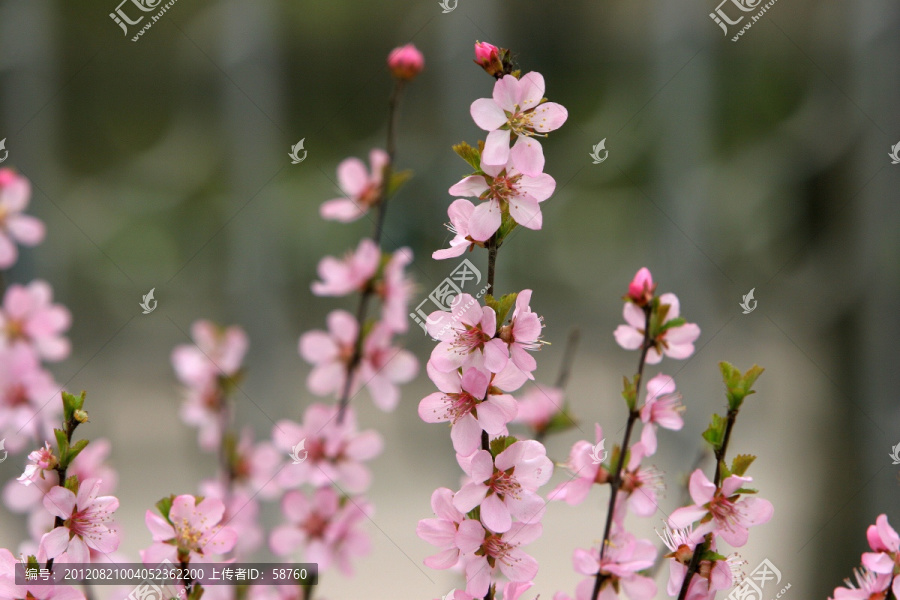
<box><xmin>829</xmin><ymin>514</ymin><xmax>900</xmax><ymax>599</ymax></box>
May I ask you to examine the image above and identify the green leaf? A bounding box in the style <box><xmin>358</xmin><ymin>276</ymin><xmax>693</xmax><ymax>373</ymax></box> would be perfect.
<box><xmin>54</xmin><ymin>428</ymin><xmax>69</xmax><ymax>456</ymax></box>
<box><xmin>26</xmin><ymin>555</ymin><xmax>40</xmax><ymax>570</ymax></box>
<box><xmin>699</xmin><ymin>550</ymin><xmax>727</xmax><ymax>562</ymax></box>
<box><xmin>386</xmin><ymin>169</ymin><xmax>413</xmax><ymax>196</ymax></box>
<box><xmin>490</xmin><ymin>435</ymin><xmax>517</xmax><ymax>458</ymax></box>
<box><xmin>493</xmin><ymin>293</ymin><xmax>519</xmax><ymax>325</ymax></box>
<box><xmin>734</xmin><ymin>487</ymin><xmax>758</xmax><ymax>495</ymax></box>
<box><xmin>466</xmin><ymin>506</ymin><xmax>481</xmax><ymax>521</ymax></box>
<box><xmin>496</xmin><ymin>213</ymin><xmax>518</xmax><ymax>242</ymax></box>
<box><xmin>452</xmin><ymin>141</ymin><xmax>482</xmax><ymax>171</ymax></box>
<box><xmin>64</xmin><ymin>475</ymin><xmax>79</xmax><ymax>493</ymax></box>
<box><xmin>61</xmin><ymin>391</ymin><xmax>85</xmax><ymax>423</ymax></box>
<box><xmin>622</xmin><ymin>375</ymin><xmax>639</xmax><ymax>411</ymax></box>
<box><xmin>730</xmin><ymin>454</ymin><xmax>756</xmax><ymax>477</ymax></box>
<box><xmin>67</xmin><ymin>439</ymin><xmax>90</xmax><ymax>464</ymax></box>
<box><xmin>702</xmin><ymin>413</ymin><xmax>727</xmax><ymax>451</ymax></box>
<box><xmin>720</xmin><ymin>362</ymin><xmax>765</xmax><ymax>410</ymax></box>
<box><xmin>660</xmin><ymin>317</ymin><xmax>686</xmax><ymax>332</ymax></box>
<box><xmin>156</xmin><ymin>495</ymin><xmax>175</xmax><ymax>522</ymax></box>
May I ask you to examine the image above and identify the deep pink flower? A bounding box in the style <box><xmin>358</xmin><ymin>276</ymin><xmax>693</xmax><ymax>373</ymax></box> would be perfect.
<box><xmin>270</xmin><ymin>487</ymin><xmax>372</xmax><ymax>575</ymax></box>
<box><xmin>418</xmin><ymin>364</ymin><xmax>517</xmax><ymax>455</ymax></box>
<box><xmin>498</xmin><ymin>289</ymin><xmax>543</xmax><ymax>377</ymax></box>
<box><xmin>433</xmin><ymin>199</ymin><xmax>478</xmax><ymax>260</ymax></box>
<box><xmin>449</xmin><ymin>158</ymin><xmax>556</xmax><ymax>241</ymax></box>
<box><xmin>668</xmin><ymin>469</ymin><xmax>773</xmax><ymax>547</ymax></box>
<box><xmin>549</xmin><ymin>424</ymin><xmax>609</xmax><ymax>506</ymax></box>
<box><xmin>572</xmin><ymin>530</ymin><xmax>657</xmax><ymax>600</ymax></box>
<box><xmin>473</xmin><ymin>42</ymin><xmax>503</xmax><ymax>77</ymax></box>
<box><xmin>471</xmin><ymin>72</ymin><xmax>568</xmax><ymax>176</ymax></box>
<box><xmin>141</xmin><ymin>495</ymin><xmax>237</xmax><ymax>564</ymax></box>
<box><xmin>311</xmin><ymin>238</ymin><xmax>380</xmax><ymax>297</ymax></box>
<box><xmin>426</xmin><ymin>294</ymin><xmax>507</xmax><ymax>373</ymax></box>
<box><xmin>0</xmin><ymin>280</ymin><xmax>71</xmax><ymax>362</ymax></box>
<box><xmin>378</xmin><ymin>247</ymin><xmax>415</xmax><ymax>333</ymax></box>
<box><xmin>460</xmin><ymin>521</ymin><xmax>542</xmax><ymax>597</ymax></box>
<box><xmin>830</xmin><ymin>567</ymin><xmax>896</xmax><ymax>600</ymax></box>
<box><xmin>627</xmin><ymin>268</ymin><xmax>656</xmax><ymax>306</ymax></box>
<box><xmin>417</xmin><ymin>487</ymin><xmax>483</xmax><ymax>571</ymax></box>
<box><xmin>639</xmin><ymin>373</ymin><xmax>685</xmax><ymax>455</ymax></box>
<box><xmin>862</xmin><ymin>514</ymin><xmax>900</xmax><ymax>576</ymax></box>
<box><xmin>387</xmin><ymin>44</ymin><xmax>424</xmax><ymax>81</ymax></box>
<box><xmin>320</xmin><ymin>149</ymin><xmax>389</xmax><ymax>222</ymax></box>
<box><xmin>0</xmin><ymin>169</ymin><xmax>45</xmax><ymax>269</ymax></box>
<box><xmin>614</xmin><ymin>293</ymin><xmax>700</xmax><ymax>364</ymax></box>
<box><xmin>273</xmin><ymin>403</ymin><xmax>382</xmax><ymax>494</ymax></box>
<box><xmin>40</xmin><ymin>478</ymin><xmax>119</xmax><ymax>563</ymax></box>
<box><xmin>0</xmin><ymin>549</ymin><xmax>85</xmax><ymax>600</ymax></box>
<box><xmin>0</xmin><ymin>344</ymin><xmax>60</xmax><ymax>453</ymax></box>
<box><xmin>454</xmin><ymin>439</ymin><xmax>553</xmax><ymax>533</ymax></box>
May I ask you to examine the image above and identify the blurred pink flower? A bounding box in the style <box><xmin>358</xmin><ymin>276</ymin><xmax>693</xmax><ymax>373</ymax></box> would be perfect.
<box><xmin>614</xmin><ymin>293</ymin><xmax>700</xmax><ymax>364</ymax></box>
<box><xmin>470</xmin><ymin>72</ymin><xmax>568</xmax><ymax>176</ymax></box>
<box><xmin>199</xmin><ymin>479</ymin><xmax>263</xmax><ymax>558</ymax></box>
<box><xmin>862</xmin><ymin>514</ymin><xmax>900</xmax><ymax>578</ymax></box>
<box><xmin>416</xmin><ymin>487</ymin><xmax>483</xmax><ymax>571</ymax></box>
<box><xmin>270</xmin><ymin>487</ymin><xmax>372</xmax><ymax>575</ymax></box>
<box><xmin>172</xmin><ymin>320</ymin><xmax>248</xmax><ymax>389</ymax></box>
<box><xmin>0</xmin><ymin>280</ymin><xmax>71</xmax><ymax>362</ymax></box>
<box><xmin>433</xmin><ymin>199</ymin><xmax>478</xmax><ymax>260</ymax></box>
<box><xmin>273</xmin><ymin>403</ymin><xmax>382</xmax><ymax>494</ymax></box>
<box><xmin>548</xmin><ymin>424</ymin><xmax>608</xmax><ymax>506</ymax></box>
<box><xmin>0</xmin><ymin>344</ymin><xmax>60</xmax><ymax>454</ymax></box>
<box><xmin>453</xmin><ymin>439</ymin><xmax>552</xmax><ymax>533</ymax></box>
<box><xmin>320</xmin><ymin>149</ymin><xmax>389</xmax><ymax>223</ymax></box>
<box><xmin>572</xmin><ymin>529</ymin><xmax>657</xmax><ymax>600</ymax></box>
<box><xmin>0</xmin><ymin>549</ymin><xmax>84</xmax><ymax>600</ymax></box>
<box><xmin>228</xmin><ymin>428</ymin><xmax>282</xmax><ymax>500</ymax></box>
<box><xmin>68</xmin><ymin>438</ymin><xmax>118</xmax><ymax>497</ymax></box>
<box><xmin>357</xmin><ymin>322</ymin><xmax>418</xmax><ymax>411</ymax></box>
<box><xmin>40</xmin><ymin>478</ymin><xmax>120</xmax><ymax>563</ymax></box>
<box><xmin>141</xmin><ymin>495</ymin><xmax>237</xmax><ymax>564</ymax></box>
<box><xmin>311</xmin><ymin>238</ymin><xmax>380</xmax><ymax>297</ymax></box>
<box><xmin>512</xmin><ymin>384</ymin><xmax>564</xmax><ymax>433</ymax></box>
<box><xmin>618</xmin><ymin>443</ymin><xmax>664</xmax><ymax>519</ymax></box>
<box><xmin>378</xmin><ymin>247</ymin><xmax>415</xmax><ymax>334</ymax></box>
<box><xmin>387</xmin><ymin>44</ymin><xmax>424</xmax><ymax>81</ymax></box>
<box><xmin>0</xmin><ymin>169</ymin><xmax>45</xmax><ymax>269</ymax></box>
<box><xmin>639</xmin><ymin>373</ymin><xmax>684</xmax><ymax>455</ymax></box>
<box><xmin>627</xmin><ymin>267</ymin><xmax>655</xmax><ymax>306</ymax></box>
<box><xmin>460</xmin><ymin>521</ymin><xmax>542</xmax><ymax>597</ymax></box>
<box><xmin>426</xmin><ymin>294</ymin><xmax>507</xmax><ymax>373</ymax></box>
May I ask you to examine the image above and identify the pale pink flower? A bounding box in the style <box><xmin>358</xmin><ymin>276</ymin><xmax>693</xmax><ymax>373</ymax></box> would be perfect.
<box><xmin>513</xmin><ymin>383</ymin><xmax>565</xmax><ymax>433</ymax></box>
<box><xmin>40</xmin><ymin>479</ymin><xmax>119</xmax><ymax>563</ymax></box>
<box><xmin>618</xmin><ymin>443</ymin><xmax>664</xmax><ymax>519</ymax></box>
<box><xmin>572</xmin><ymin>530</ymin><xmax>657</xmax><ymax>600</ymax></box>
<box><xmin>141</xmin><ymin>495</ymin><xmax>237</xmax><ymax>564</ymax></box>
<box><xmin>627</xmin><ymin>267</ymin><xmax>656</xmax><ymax>306</ymax></box>
<box><xmin>172</xmin><ymin>320</ymin><xmax>248</xmax><ymax>389</ymax></box>
<box><xmin>549</xmin><ymin>424</ymin><xmax>609</xmax><ymax>506</ymax></box>
<box><xmin>320</xmin><ymin>149</ymin><xmax>389</xmax><ymax>222</ymax></box>
<box><xmin>669</xmin><ymin>469</ymin><xmax>774</xmax><ymax>547</ymax></box>
<box><xmin>17</xmin><ymin>442</ymin><xmax>57</xmax><ymax>487</ymax></box>
<box><xmin>830</xmin><ymin>567</ymin><xmax>896</xmax><ymax>600</ymax></box>
<box><xmin>199</xmin><ymin>479</ymin><xmax>263</xmax><ymax>557</ymax></box>
<box><xmin>454</xmin><ymin>439</ymin><xmax>553</xmax><ymax>533</ymax></box>
<box><xmin>614</xmin><ymin>293</ymin><xmax>700</xmax><ymax>364</ymax></box>
<box><xmin>270</xmin><ymin>487</ymin><xmax>372</xmax><ymax>575</ymax></box>
<box><xmin>459</xmin><ymin>521</ymin><xmax>542</xmax><ymax>597</ymax></box>
<box><xmin>426</xmin><ymin>293</ymin><xmax>507</xmax><ymax>373</ymax></box>
<box><xmin>638</xmin><ymin>373</ymin><xmax>684</xmax><ymax>455</ymax></box>
<box><xmin>273</xmin><ymin>403</ymin><xmax>382</xmax><ymax>494</ymax></box>
<box><xmin>657</xmin><ymin>524</ymin><xmax>743</xmax><ymax>599</ymax></box>
<box><xmin>433</xmin><ymin>199</ymin><xmax>478</xmax><ymax>260</ymax></box>
<box><xmin>0</xmin><ymin>549</ymin><xmax>85</xmax><ymax>600</ymax></box>
<box><xmin>418</xmin><ymin>364</ymin><xmax>517</xmax><ymax>455</ymax></box>
<box><xmin>68</xmin><ymin>438</ymin><xmax>118</xmax><ymax>497</ymax></box>
<box><xmin>387</xmin><ymin>43</ymin><xmax>424</xmax><ymax>81</ymax></box>
<box><xmin>357</xmin><ymin>322</ymin><xmax>418</xmax><ymax>411</ymax></box>
<box><xmin>471</xmin><ymin>72</ymin><xmax>568</xmax><ymax>176</ymax></box>
<box><xmin>417</xmin><ymin>487</ymin><xmax>483</xmax><ymax>571</ymax></box>
<box><xmin>0</xmin><ymin>169</ymin><xmax>45</xmax><ymax>269</ymax></box>
<box><xmin>0</xmin><ymin>344</ymin><xmax>60</xmax><ymax>453</ymax></box>
<box><xmin>311</xmin><ymin>238</ymin><xmax>380</xmax><ymax>297</ymax></box>
<box><xmin>449</xmin><ymin>158</ymin><xmax>556</xmax><ymax>241</ymax></box>
<box><xmin>498</xmin><ymin>289</ymin><xmax>543</xmax><ymax>377</ymax></box>
<box><xmin>862</xmin><ymin>514</ymin><xmax>900</xmax><ymax>577</ymax></box>
<box><xmin>0</xmin><ymin>280</ymin><xmax>71</xmax><ymax>362</ymax></box>
<box><xmin>378</xmin><ymin>247</ymin><xmax>415</xmax><ymax>333</ymax></box>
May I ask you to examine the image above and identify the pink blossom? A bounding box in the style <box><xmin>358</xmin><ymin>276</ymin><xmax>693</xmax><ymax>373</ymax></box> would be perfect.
<box><xmin>417</xmin><ymin>487</ymin><xmax>483</xmax><ymax>571</ymax></box>
<box><xmin>141</xmin><ymin>495</ymin><xmax>237</xmax><ymax>564</ymax></box>
<box><xmin>830</xmin><ymin>567</ymin><xmax>896</xmax><ymax>600</ymax></box>
<box><xmin>357</xmin><ymin>322</ymin><xmax>418</xmax><ymax>411</ymax></box>
<box><xmin>513</xmin><ymin>383</ymin><xmax>565</xmax><ymax>433</ymax></box>
<box><xmin>199</xmin><ymin>479</ymin><xmax>263</xmax><ymax>557</ymax></box>
<box><xmin>668</xmin><ymin>469</ymin><xmax>773</xmax><ymax>547</ymax></box>
<box><xmin>320</xmin><ymin>149</ymin><xmax>389</xmax><ymax>222</ymax></box>
<box><xmin>270</xmin><ymin>487</ymin><xmax>372</xmax><ymax>575</ymax></box>
<box><xmin>454</xmin><ymin>439</ymin><xmax>553</xmax><ymax>533</ymax></box>
<box><xmin>0</xmin><ymin>280</ymin><xmax>71</xmax><ymax>362</ymax></box>
<box><xmin>470</xmin><ymin>72</ymin><xmax>568</xmax><ymax>176</ymax></box>
<box><xmin>862</xmin><ymin>514</ymin><xmax>900</xmax><ymax>577</ymax></box>
<box><xmin>0</xmin><ymin>169</ymin><xmax>45</xmax><ymax>269</ymax></box>
<box><xmin>572</xmin><ymin>530</ymin><xmax>657</xmax><ymax>600</ymax></box>
<box><xmin>449</xmin><ymin>158</ymin><xmax>556</xmax><ymax>241</ymax></box>
<box><xmin>426</xmin><ymin>294</ymin><xmax>507</xmax><ymax>373</ymax></box>
<box><xmin>474</xmin><ymin>42</ymin><xmax>503</xmax><ymax>77</ymax></box>
<box><xmin>418</xmin><ymin>364</ymin><xmax>517</xmax><ymax>455</ymax></box>
<box><xmin>273</xmin><ymin>403</ymin><xmax>382</xmax><ymax>494</ymax></box>
<box><xmin>548</xmin><ymin>424</ymin><xmax>609</xmax><ymax>506</ymax></box>
<box><xmin>614</xmin><ymin>293</ymin><xmax>700</xmax><ymax>364</ymax></box>
<box><xmin>638</xmin><ymin>373</ymin><xmax>684</xmax><ymax>455</ymax></box>
<box><xmin>0</xmin><ymin>549</ymin><xmax>85</xmax><ymax>600</ymax></box>
<box><xmin>498</xmin><ymin>289</ymin><xmax>543</xmax><ymax>377</ymax></box>
<box><xmin>17</xmin><ymin>442</ymin><xmax>57</xmax><ymax>486</ymax></box>
<box><xmin>657</xmin><ymin>524</ymin><xmax>740</xmax><ymax>599</ymax></box>
<box><xmin>40</xmin><ymin>478</ymin><xmax>119</xmax><ymax>563</ymax></box>
<box><xmin>618</xmin><ymin>443</ymin><xmax>664</xmax><ymax>519</ymax></box>
<box><xmin>627</xmin><ymin>267</ymin><xmax>655</xmax><ymax>306</ymax></box>
<box><xmin>0</xmin><ymin>344</ymin><xmax>60</xmax><ymax>453</ymax></box>
<box><xmin>460</xmin><ymin>521</ymin><xmax>542</xmax><ymax>597</ymax></box>
<box><xmin>172</xmin><ymin>320</ymin><xmax>248</xmax><ymax>389</ymax></box>
<box><xmin>378</xmin><ymin>247</ymin><xmax>415</xmax><ymax>333</ymax></box>
<box><xmin>311</xmin><ymin>238</ymin><xmax>380</xmax><ymax>297</ymax></box>
<box><xmin>387</xmin><ymin>44</ymin><xmax>424</xmax><ymax>81</ymax></box>
<box><xmin>433</xmin><ymin>199</ymin><xmax>478</xmax><ymax>260</ymax></box>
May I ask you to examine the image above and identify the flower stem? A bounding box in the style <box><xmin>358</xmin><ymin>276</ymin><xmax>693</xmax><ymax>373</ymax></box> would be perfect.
<box><xmin>336</xmin><ymin>79</ymin><xmax>406</xmax><ymax>424</ymax></box>
<box><xmin>676</xmin><ymin>409</ymin><xmax>739</xmax><ymax>600</ymax></box>
<box><xmin>554</xmin><ymin>328</ymin><xmax>581</xmax><ymax>390</ymax></box>
<box><xmin>590</xmin><ymin>304</ymin><xmax>652</xmax><ymax>600</ymax></box>
<box><xmin>46</xmin><ymin>406</ymin><xmax>82</xmax><ymax>573</ymax></box>
<box><xmin>486</xmin><ymin>238</ymin><xmax>498</xmax><ymax>297</ymax></box>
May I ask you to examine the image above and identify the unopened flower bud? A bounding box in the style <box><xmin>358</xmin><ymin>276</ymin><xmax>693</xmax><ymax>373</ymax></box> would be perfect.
<box><xmin>387</xmin><ymin>44</ymin><xmax>424</xmax><ymax>81</ymax></box>
<box><xmin>473</xmin><ymin>41</ymin><xmax>512</xmax><ymax>78</ymax></box>
<box><xmin>627</xmin><ymin>267</ymin><xmax>656</xmax><ymax>306</ymax></box>
<box><xmin>74</xmin><ymin>409</ymin><xmax>89</xmax><ymax>423</ymax></box>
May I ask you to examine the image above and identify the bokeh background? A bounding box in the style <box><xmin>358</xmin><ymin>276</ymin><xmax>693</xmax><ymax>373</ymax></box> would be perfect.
<box><xmin>1</xmin><ymin>0</ymin><xmax>899</xmax><ymax>598</ymax></box>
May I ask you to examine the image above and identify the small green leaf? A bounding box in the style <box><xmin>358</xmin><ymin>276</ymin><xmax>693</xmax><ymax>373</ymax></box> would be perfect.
<box><xmin>734</xmin><ymin>487</ymin><xmax>758</xmax><ymax>495</ymax></box>
<box><xmin>64</xmin><ymin>475</ymin><xmax>79</xmax><ymax>494</ymax></box>
<box><xmin>386</xmin><ymin>169</ymin><xmax>413</xmax><ymax>196</ymax></box>
<box><xmin>699</xmin><ymin>550</ymin><xmax>727</xmax><ymax>562</ymax></box>
<box><xmin>720</xmin><ymin>362</ymin><xmax>765</xmax><ymax>410</ymax></box>
<box><xmin>730</xmin><ymin>454</ymin><xmax>756</xmax><ymax>477</ymax></box>
<box><xmin>466</xmin><ymin>506</ymin><xmax>481</xmax><ymax>521</ymax></box>
<box><xmin>156</xmin><ymin>495</ymin><xmax>175</xmax><ymax>522</ymax></box>
<box><xmin>490</xmin><ymin>435</ymin><xmax>517</xmax><ymax>458</ymax></box>
<box><xmin>702</xmin><ymin>414</ymin><xmax>727</xmax><ymax>451</ymax></box>
<box><xmin>622</xmin><ymin>375</ymin><xmax>639</xmax><ymax>411</ymax></box>
<box><xmin>660</xmin><ymin>317</ymin><xmax>686</xmax><ymax>332</ymax></box>
<box><xmin>452</xmin><ymin>141</ymin><xmax>482</xmax><ymax>171</ymax></box>
<box><xmin>493</xmin><ymin>293</ymin><xmax>519</xmax><ymax>325</ymax></box>
<box><xmin>54</xmin><ymin>428</ymin><xmax>69</xmax><ymax>455</ymax></box>
<box><xmin>67</xmin><ymin>439</ymin><xmax>90</xmax><ymax>464</ymax></box>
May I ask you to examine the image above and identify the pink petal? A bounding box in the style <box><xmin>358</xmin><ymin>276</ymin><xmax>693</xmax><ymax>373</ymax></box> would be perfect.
<box><xmin>471</xmin><ymin>98</ymin><xmax>508</xmax><ymax>131</ymax></box>
<box><xmin>461</xmin><ymin>368</ymin><xmax>489</xmax><ymax>400</ymax></box>
<box><xmin>517</xmin><ymin>72</ymin><xmax>545</xmax><ymax>110</ymax></box>
<box><xmin>320</xmin><ymin>198</ymin><xmax>365</xmax><ymax>222</ymax></box>
<box><xmin>687</xmin><ymin>469</ymin><xmax>716</xmax><ymax>505</ymax></box>
<box><xmin>483</xmin><ymin>338</ymin><xmax>509</xmax><ymax>373</ymax></box>
<box><xmin>510</xmin><ymin>135</ymin><xmax>544</xmax><ymax>177</ymax></box>
<box><xmin>455</xmin><ymin>519</ymin><xmax>485</xmax><ymax>553</ymax></box>
<box><xmin>519</xmin><ymin>173</ymin><xmax>556</xmax><ymax>202</ymax></box>
<box><xmin>477</xmin><ymin>396</ymin><xmax>517</xmax><ymax>434</ymax></box>
<box><xmin>424</xmin><ymin>547</ymin><xmax>460</xmax><ymax>570</ymax></box>
<box><xmin>668</xmin><ymin>505</ymin><xmax>709</xmax><ymax>530</ymax></box>
<box><xmin>433</xmin><ymin>245</ymin><xmax>468</xmax><ymax>260</ymax></box>
<box><xmin>7</xmin><ymin>215</ymin><xmax>44</xmax><ymax>245</ymax></box>
<box><xmin>449</xmin><ymin>177</ymin><xmax>488</xmax><ymax>198</ymax></box>
<box><xmin>43</xmin><ymin>486</ymin><xmax>76</xmax><ymax>519</ymax></box>
<box><xmin>336</xmin><ymin>157</ymin><xmax>369</xmax><ymax>197</ymax></box>
<box><xmin>453</xmin><ymin>482</ymin><xmax>489</xmax><ymax>513</ymax></box>
<box><xmin>531</xmin><ymin>102</ymin><xmax>568</xmax><ymax>133</ymax></box>
<box><xmin>39</xmin><ymin>527</ymin><xmax>71</xmax><ymax>559</ymax></box>
<box><xmin>298</xmin><ymin>330</ymin><xmax>338</xmax><ymax>363</ymax></box>
<box><xmin>508</xmin><ymin>194</ymin><xmax>542</xmax><ymax>230</ymax></box>
<box><xmin>614</xmin><ymin>325</ymin><xmax>643</xmax><ymax>350</ymax></box>
<box><xmin>480</xmin><ymin>493</ymin><xmax>512</xmax><ymax>533</ymax></box>
<box><xmin>270</xmin><ymin>524</ymin><xmax>304</xmax><ymax>555</ymax></box>
<box><xmin>145</xmin><ymin>510</ymin><xmax>175</xmax><ymax>541</ymax></box>
<box><xmin>0</xmin><ymin>234</ymin><xmax>16</xmax><ymax>269</ymax></box>
<box><xmin>327</xmin><ymin>309</ymin><xmax>359</xmax><ymax>346</ymax></box>
<box><xmin>493</xmin><ymin>75</ymin><xmax>522</xmax><ymax>112</ymax></box>
<box><xmin>369</xmin><ymin>149</ymin><xmax>390</xmax><ymax>184</ymax></box>
<box><xmin>467</xmin><ymin>200</ymin><xmax>501</xmax><ymax>243</ymax></box>
<box><xmin>481</xmin><ymin>130</ymin><xmax>512</xmax><ymax>168</ymax></box>
<box><xmin>451</xmin><ymin>414</ymin><xmax>483</xmax><ymax>455</ymax></box>
<box><xmin>623</xmin><ymin>301</ymin><xmax>646</xmax><ymax>328</ymax></box>
<box><xmin>418</xmin><ymin>391</ymin><xmax>451</xmax><ymax>424</ymax></box>
<box><xmin>500</xmin><ymin>548</ymin><xmax>538</xmax><ymax>582</ymax></box>
<box><xmin>658</xmin><ymin>293</ymin><xmax>681</xmax><ymax>319</ymax></box>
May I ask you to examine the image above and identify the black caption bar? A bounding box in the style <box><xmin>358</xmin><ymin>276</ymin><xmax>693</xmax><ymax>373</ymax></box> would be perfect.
<box><xmin>15</xmin><ymin>563</ymin><xmax>318</xmax><ymax>586</ymax></box>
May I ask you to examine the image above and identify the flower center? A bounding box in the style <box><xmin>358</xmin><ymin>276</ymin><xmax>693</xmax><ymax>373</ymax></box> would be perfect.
<box><xmin>507</xmin><ymin>110</ymin><xmax>535</xmax><ymax>137</ymax></box>
<box><xmin>483</xmin><ymin>533</ymin><xmax>517</xmax><ymax>568</ymax></box>
<box><xmin>303</xmin><ymin>512</ymin><xmax>329</xmax><ymax>539</ymax></box>
<box><xmin>4</xmin><ymin>383</ymin><xmax>29</xmax><ymax>407</ymax></box>
<box><xmin>450</xmin><ymin>324</ymin><xmax>489</xmax><ymax>356</ymax></box>
<box><xmin>446</xmin><ymin>391</ymin><xmax>478</xmax><ymax>424</ymax></box>
<box><xmin>175</xmin><ymin>520</ymin><xmax>208</xmax><ymax>554</ymax></box>
<box><xmin>488</xmin><ymin>470</ymin><xmax>521</xmax><ymax>500</ymax></box>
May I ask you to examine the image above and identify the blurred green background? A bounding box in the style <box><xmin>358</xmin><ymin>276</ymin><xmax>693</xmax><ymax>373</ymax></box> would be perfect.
<box><xmin>1</xmin><ymin>0</ymin><xmax>898</xmax><ymax>598</ymax></box>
